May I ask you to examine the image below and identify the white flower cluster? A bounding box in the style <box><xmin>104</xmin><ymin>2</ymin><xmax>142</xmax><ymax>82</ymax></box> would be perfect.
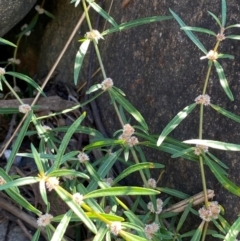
<box><xmin>118</xmin><ymin>124</ymin><xmax>139</xmax><ymax>147</ymax></box>
<box><xmin>195</xmin><ymin>94</ymin><xmax>210</xmax><ymax>106</ymax></box>
<box><xmin>77</xmin><ymin>151</ymin><xmax>89</xmax><ymax>163</ymax></box>
<box><xmin>198</xmin><ymin>201</ymin><xmax>221</xmax><ymax>222</ymax></box>
<box><xmin>147</xmin><ymin>198</ymin><xmax>163</xmax><ymax>214</ymax></box>
<box><xmin>108</xmin><ymin>222</ymin><xmax>122</xmax><ymax>236</ymax></box>
<box><xmin>19</xmin><ymin>104</ymin><xmax>31</xmax><ymax>113</ymax></box>
<box><xmin>144</xmin><ymin>222</ymin><xmax>159</xmax><ymax>240</ymax></box>
<box><xmin>194</xmin><ymin>144</ymin><xmax>208</xmax><ymax>156</ymax></box>
<box><xmin>101</xmin><ymin>78</ymin><xmax>113</xmax><ymax>91</ymax></box>
<box><xmin>37</xmin><ymin>213</ymin><xmax>53</xmax><ymax>227</ymax></box>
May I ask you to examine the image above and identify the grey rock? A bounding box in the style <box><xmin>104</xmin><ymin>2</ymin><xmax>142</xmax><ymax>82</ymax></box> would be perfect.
<box><xmin>0</xmin><ymin>0</ymin><xmax>37</xmax><ymax>37</ymax></box>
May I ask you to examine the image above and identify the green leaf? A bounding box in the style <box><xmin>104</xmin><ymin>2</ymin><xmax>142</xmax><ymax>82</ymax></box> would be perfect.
<box><xmin>157</xmin><ymin>187</ymin><xmax>189</xmax><ymax>199</ymax></box>
<box><xmin>17</xmin><ymin>14</ymin><xmax>39</xmax><ymax>37</ymax></box>
<box><xmin>121</xmin><ymin>230</ymin><xmax>148</xmax><ymax>241</ymax></box>
<box><xmin>44</xmin><ymin>10</ymin><xmax>56</xmax><ymax>20</ymax></box>
<box><xmin>109</xmin><ymin>88</ymin><xmax>148</xmax><ymax>130</ymax></box>
<box><xmin>225</xmin><ymin>35</ymin><xmax>240</xmax><ymax>40</ymax></box>
<box><xmin>113</xmin><ymin>162</ymin><xmax>164</xmax><ymax>185</ymax></box>
<box><xmin>221</xmin><ymin>0</ymin><xmax>227</xmax><ymax>27</ymax></box>
<box><xmin>190</xmin><ymin>222</ymin><xmax>204</xmax><ymax>241</ymax></box>
<box><xmin>208</xmin><ymin>11</ymin><xmax>222</xmax><ymax>28</ymax></box>
<box><xmin>39</xmin><ymin>180</ymin><xmax>48</xmax><ymax>206</ymax></box>
<box><xmin>157</xmin><ymin>103</ymin><xmax>197</xmax><ymax>146</ymax></box>
<box><xmin>32</xmin><ymin>229</ymin><xmax>41</xmax><ymax>241</ymax></box>
<box><xmin>170</xmin><ymin>9</ymin><xmax>207</xmax><ymax>54</ymax></box>
<box><xmin>171</xmin><ymin>147</ymin><xmax>194</xmax><ymax>158</ymax></box>
<box><xmin>181</xmin><ymin>26</ymin><xmax>216</xmax><ymax>36</ymax></box>
<box><xmin>86</xmin><ymin>84</ymin><xmax>102</xmax><ymax>94</ymax></box>
<box><xmin>225</xmin><ymin>24</ymin><xmax>240</xmax><ymax>29</ymax></box>
<box><xmin>31</xmin><ymin>144</ymin><xmax>45</xmax><ymax>174</ymax></box>
<box><xmin>211</xmin><ymin>103</ymin><xmax>240</xmax><ymax>124</ymax></box>
<box><xmin>102</xmin><ymin>16</ymin><xmax>172</xmax><ymax>36</ymax></box>
<box><xmin>5</xmin><ymin>72</ymin><xmax>45</xmax><ymax>96</ymax></box>
<box><xmin>0</xmin><ymin>37</ymin><xmax>16</xmax><ymax>47</ymax></box>
<box><xmin>47</xmin><ymin>169</ymin><xmax>89</xmax><ymax>180</ymax></box>
<box><xmin>217</xmin><ymin>53</ymin><xmax>234</xmax><ymax>59</ymax></box>
<box><xmin>70</xmin><ymin>0</ymin><xmax>81</xmax><ymax>7</ymax></box>
<box><xmin>0</xmin><ymin>108</ymin><xmax>19</xmax><ymax>114</ymax></box>
<box><xmin>51</xmin><ymin>210</ymin><xmax>72</xmax><ymax>241</ymax></box>
<box><xmin>86</xmin><ymin>0</ymin><xmax>119</xmax><ymax>29</ymax></box>
<box><xmin>84</xmin><ymin>186</ymin><xmax>159</xmax><ymax>199</ymax></box>
<box><xmin>177</xmin><ymin>200</ymin><xmax>193</xmax><ymax>232</ymax></box>
<box><xmin>5</xmin><ymin>111</ymin><xmax>33</xmax><ymax>173</ymax></box>
<box><xmin>207</xmin><ymin>152</ymin><xmax>228</xmax><ymax>170</ymax></box>
<box><xmin>203</xmin><ymin>153</ymin><xmax>240</xmax><ymax>196</ymax></box>
<box><xmin>74</xmin><ymin>40</ymin><xmax>90</xmax><ymax>85</ymax></box>
<box><xmin>83</xmin><ymin>139</ymin><xmax>124</xmax><ymax>151</ymax></box>
<box><xmin>55</xmin><ymin>186</ymin><xmax>97</xmax><ymax>234</ymax></box>
<box><xmin>214</xmin><ymin>61</ymin><xmax>234</xmax><ymax>101</ymax></box>
<box><xmin>52</xmin><ymin>113</ymin><xmax>86</xmax><ymax>170</ymax></box>
<box><xmin>183</xmin><ymin>139</ymin><xmax>240</xmax><ymax>151</ymax></box>
<box><xmin>0</xmin><ymin>177</ymin><xmax>39</xmax><ymax>191</ymax></box>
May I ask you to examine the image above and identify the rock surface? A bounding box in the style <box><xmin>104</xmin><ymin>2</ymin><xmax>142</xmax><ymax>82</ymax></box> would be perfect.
<box><xmin>0</xmin><ymin>0</ymin><xmax>37</xmax><ymax>37</ymax></box>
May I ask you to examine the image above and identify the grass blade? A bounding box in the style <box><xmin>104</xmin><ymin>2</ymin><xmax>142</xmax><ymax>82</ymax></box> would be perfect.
<box><xmin>170</xmin><ymin>9</ymin><xmax>207</xmax><ymax>54</ymax></box>
<box><xmin>0</xmin><ymin>37</ymin><xmax>16</xmax><ymax>47</ymax></box>
<box><xmin>87</xmin><ymin>0</ymin><xmax>119</xmax><ymax>29</ymax></box>
<box><xmin>225</xmin><ymin>24</ymin><xmax>240</xmax><ymax>29</ymax></box>
<box><xmin>109</xmin><ymin>88</ymin><xmax>148</xmax><ymax>131</ymax></box>
<box><xmin>214</xmin><ymin>61</ymin><xmax>234</xmax><ymax>101</ymax></box>
<box><xmin>157</xmin><ymin>103</ymin><xmax>197</xmax><ymax>146</ymax></box>
<box><xmin>224</xmin><ymin>216</ymin><xmax>240</xmax><ymax>241</ymax></box>
<box><xmin>225</xmin><ymin>35</ymin><xmax>240</xmax><ymax>40</ymax></box>
<box><xmin>181</xmin><ymin>26</ymin><xmax>216</xmax><ymax>36</ymax></box>
<box><xmin>102</xmin><ymin>16</ymin><xmax>172</xmax><ymax>36</ymax></box>
<box><xmin>208</xmin><ymin>11</ymin><xmax>221</xmax><ymax>28</ymax></box>
<box><xmin>74</xmin><ymin>40</ymin><xmax>90</xmax><ymax>85</ymax></box>
<box><xmin>221</xmin><ymin>0</ymin><xmax>227</xmax><ymax>27</ymax></box>
<box><xmin>183</xmin><ymin>139</ymin><xmax>240</xmax><ymax>151</ymax></box>
<box><xmin>211</xmin><ymin>103</ymin><xmax>240</xmax><ymax>123</ymax></box>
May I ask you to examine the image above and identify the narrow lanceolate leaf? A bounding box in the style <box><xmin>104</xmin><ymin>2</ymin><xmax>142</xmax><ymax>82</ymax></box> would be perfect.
<box><xmin>190</xmin><ymin>221</ymin><xmax>204</xmax><ymax>241</ymax></box>
<box><xmin>217</xmin><ymin>53</ymin><xmax>234</xmax><ymax>59</ymax></box>
<box><xmin>86</xmin><ymin>0</ymin><xmax>119</xmax><ymax>29</ymax></box>
<box><xmin>113</xmin><ymin>162</ymin><xmax>164</xmax><ymax>185</ymax></box>
<box><xmin>109</xmin><ymin>88</ymin><xmax>148</xmax><ymax>131</ymax></box>
<box><xmin>102</xmin><ymin>16</ymin><xmax>172</xmax><ymax>36</ymax></box>
<box><xmin>207</xmin><ymin>152</ymin><xmax>229</xmax><ymax>170</ymax></box>
<box><xmin>211</xmin><ymin>104</ymin><xmax>240</xmax><ymax>124</ymax></box>
<box><xmin>5</xmin><ymin>111</ymin><xmax>33</xmax><ymax>173</ymax></box>
<box><xmin>204</xmin><ymin>153</ymin><xmax>240</xmax><ymax>197</ymax></box>
<box><xmin>181</xmin><ymin>26</ymin><xmax>216</xmax><ymax>36</ymax></box>
<box><xmin>31</xmin><ymin>144</ymin><xmax>44</xmax><ymax>174</ymax></box>
<box><xmin>170</xmin><ymin>9</ymin><xmax>207</xmax><ymax>54</ymax></box>
<box><xmin>225</xmin><ymin>24</ymin><xmax>240</xmax><ymax>30</ymax></box>
<box><xmin>55</xmin><ymin>186</ymin><xmax>97</xmax><ymax>234</ymax></box>
<box><xmin>224</xmin><ymin>216</ymin><xmax>240</xmax><ymax>241</ymax></box>
<box><xmin>208</xmin><ymin>11</ymin><xmax>222</xmax><ymax>28</ymax></box>
<box><xmin>74</xmin><ymin>40</ymin><xmax>90</xmax><ymax>85</ymax></box>
<box><xmin>47</xmin><ymin>169</ymin><xmax>89</xmax><ymax>180</ymax></box>
<box><xmin>4</xmin><ymin>72</ymin><xmax>45</xmax><ymax>96</ymax></box>
<box><xmin>221</xmin><ymin>0</ymin><xmax>227</xmax><ymax>27</ymax></box>
<box><xmin>157</xmin><ymin>103</ymin><xmax>197</xmax><ymax>146</ymax></box>
<box><xmin>51</xmin><ymin>210</ymin><xmax>72</xmax><ymax>241</ymax></box>
<box><xmin>171</xmin><ymin>147</ymin><xmax>194</xmax><ymax>158</ymax></box>
<box><xmin>0</xmin><ymin>108</ymin><xmax>19</xmax><ymax>114</ymax></box>
<box><xmin>183</xmin><ymin>139</ymin><xmax>240</xmax><ymax>151</ymax></box>
<box><xmin>52</xmin><ymin>113</ymin><xmax>86</xmax><ymax>170</ymax></box>
<box><xmin>214</xmin><ymin>61</ymin><xmax>234</xmax><ymax>101</ymax></box>
<box><xmin>225</xmin><ymin>35</ymin><xmax>240</xmax><ymax>40</ymax></box>
<box><xmin>84</xmin><ymin>187</ymin><xmax>159</xmax><ymax>199</ymax></box>
<box><xmin>0</xmin><ymin>37</ymin><xmax>16</xmax><ymax>47</ymax></box>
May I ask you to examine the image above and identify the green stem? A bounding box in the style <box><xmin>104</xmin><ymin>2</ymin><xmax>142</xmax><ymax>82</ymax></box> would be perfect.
<box><xmin>201</xmin><ymin>222</ymin><xmax>208</xmax><ymax>241</ymax></box>
<box><xmin>202</xmin><ymin>62</ymin><xmax>213</xmax><ymax>95</ymax></box>
<box><xmin>82</xmin><ymin>0</ymin><xmax>107</xmax><ymax>79</ymax></box>
<box><xmin>12</xmin><ymin>35</ymin><xmax>22</xmax><ymax>87</ymax></box>
<box><xmin>112</xmin><ymin>99</ymin><xmax>124</xmax><ymax>127</ymax></box>
<box><xmin>2</xmin><ymin>76</ymin><xmax>23</xmax><ymax>104</ymax></box>
<box><xmin>131</xmin><ymin>148</ymin><xmax>148</xmax><ymax>187</ymax></box>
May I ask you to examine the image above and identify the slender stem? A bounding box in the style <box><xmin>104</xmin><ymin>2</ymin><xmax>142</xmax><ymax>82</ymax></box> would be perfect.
<box><xmin>131</xmin><ymin>148</ymin><xmax>148</xmax><ymax>187</ymax></box>
<box><xmin>12</xmin><ymin>35</ymin><xmax>22</xmax><ymax>87</ymax></box>
<box><xmin>201</xmin><ymin>222</ymin><xmax>208</xmax><ymax>241</ymax></box>
<box><xmin>2</xmin><ymin>77</ymin><xmax>23</xmax><ymax>104</ymax></box>
<box><xmin>112</xmin><ymin>99</ymin><xmax>124</xmax><ymax>127</ymax></box>
<box><xmin>199</xmin><ymin>156</ymin><xmax>208</xmax><ymax>206</ymax></box>
<box><xmin>202</xmin><ymin>62</ymin><xmax>213</xmax><ymax>95</ymax></box>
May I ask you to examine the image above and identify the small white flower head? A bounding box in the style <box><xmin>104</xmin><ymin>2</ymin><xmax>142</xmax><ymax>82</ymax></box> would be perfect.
<box><xmin>19</xmin><ymin>104</ymin><xmax>31</xmax><ymax>113</ymax></box>
<box><xmin>8</xmin><ymin>58</ymin><xmax>21</xmax><ymax>65</ymax></box>
<box><xmin>45</xmin><ymin>177</ymin><xmax>59</xmax><ymax>191</ymax></box>
<box><xmin>35</xmin><ymin>5</ymin><xmax>45</xmax><ymax>14</ymax></box>
<box><xmin>77</xmin><ymin>151</ymin><xmax>89</xmax><ymax>163</ymax></box>
<box><xmin>144</xmin><ymin>222</ymin><xmax>159</xmax><ymax>240</ymax></box>
<box><xmin>200</xmin><ymin>50</ymin><xmax>218</xmax><ymax>61</ymax></box>
<box><xmin>147</xmin><ymin>198</ymin><xmax>163</xmax><ymax>214</ymax></box>
<box><xmin>37</xmin><ymin>213</ymin><xmax>53</xmax><ymax>227</ymax></box>
<box><xmin>147</xmin><ymin>178</ymin><xmax>157</xmax><ymax>189</ymax></box>
<box><xmin>72</xmin><ymin>192</ymin><xmax>84</xmax><ymax>205</ymax></box>
<box><xmin>108</xmin><ymin>222</ymin><xmax>122</xmax><ymax>236</ymax></box>
<box><xmin>101</xmin><ymin>78</ymin><xmax>113</xmax><ymax>91</ymax></box>
<box><xmin>127</xmin><ymin>136</ymin><xmax>139</xmax><ymax>147</ymax></box>
<box><xmin>0</xmin><ymin>176</ymin><xmax>6</xmax><ymax>185</ymax></box>
<box><xmin>0</xmin><ymin>67</ymin><xmax>5</xmax><ymax>76</ymax></box>
<box><xmin>194</xmin><ymin>145</ymin><xmax>208</xmax><ymax>156</ymax></box>
<box><xmin>208</xmin><ymin>201</ymin><xmax>221</xmax><ymax>219</ymax></box>
<box><xmin>123</xmin><ymin>124</ymin><xmax>135</xmax><ymax>137</ymax></box>
<box><xmin>198</xmin><ymin>206</ymin><xmax>212</xmax><ymax>222</ymax></box>
<box><xmin>195</xmin><ymin>94</ymin><xmax>210</xmax><ymax>106</ymax></box>
<box><xmin>42</xmin><ymin>125</ymin><xmax>52</xmax><ymax>132</ymax></box>
<box><xmin>217</xmin><ymin>28</ymin><xmax>225</xmax><ymax>41</ymax></box>
<box><xmin>21</xmin><ymin>24</ymin><xmax>31</xmax><ymax>36</ymax></box>
<box><xmin>103</xmin><ymin>177</ymin><xmax>114</xmax><ymax>187</ymax></box>
<box><xmin>85</xmin><ymin>29</ymin><xmax>104</xmax><ymax>43</ymax></box>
